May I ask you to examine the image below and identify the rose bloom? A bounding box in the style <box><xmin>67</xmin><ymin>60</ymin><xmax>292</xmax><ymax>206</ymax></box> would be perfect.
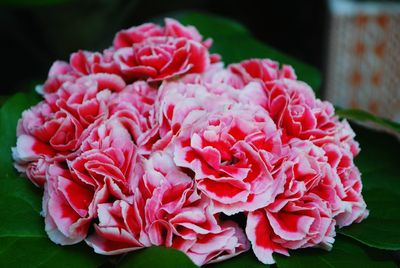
<box><xmin>228</xmin><ymin>59</ymin><xmax>297</xmax><ymax>89</ymax></box>
<box><xmin>43</xmin><ymin>118</ymin><xmax>140</xmax><ymax>245</ymax></box>
<box><xmin>86</xmin><ymin>151</ymin><xmax>249</xmax><ymax>266</ymax></box>
<box><xmin>69</xmin><ymin>49</ymin><xmax>122</xmax><ymax>77</ymax></box>
<box><xmin>247</xmin><ymin>193</ymin><xmax>336</xmax><ymax>264</ymax></box>
<box><xmin>108</xmin><ymin>81</ymin><xmax>158</xmax><ymax>145</ymax></box>
<box><xmin>245</xmin><ymin>138</ymin><xmax>368</xmax><ymax>264</ymax></box>
<box><xmin>13</xmin><ymin>74</ymin><xmax>125</xmax><ymax>186</ymax></box>
<box><xmin>138</xmin><ymin>78</ymin><xmax>268</xmax><ymax>155</ymax></box>
<box><xmin>42</xmin><ymin>49</ymin><xmax>122</xmax><ymax>95</ymax></box>
<box><xmin>174</xmin><ymin>103</ymin><xmax>285</xmax><ymax>215</ymax></box>
<box><xmin>112</xmin><ymin>18</ymin><xmax>219</xmax><ymax>81</ymax></box>
<box><xmin>41</xmin><ymin>61</ymin><xmax>79</xmax><ymax>95</ymax></box>
<box><xmin>113</xmin><ymin>18</ymin><xmax>212</xmax><ymax>49</ymax></box>
<box><xmin>42</xmin><ymin>18</ymin><xmax>218</xmax><ymax>95</ymax></box>
<box><xmin>321</xmin><ymin>141</ymin><xmax>368</xmax><ymax>227</ymax></box>
<box><xmin>113</xmin><ymin>36</ymin><xmax>210</xmax><ymax>81</ymax></box>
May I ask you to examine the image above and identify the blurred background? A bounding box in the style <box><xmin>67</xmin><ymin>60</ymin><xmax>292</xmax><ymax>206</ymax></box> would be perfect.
<box><xmin>0</xmin><ymin>0</ymin><xmax>399</xmax><ymax>121</ymax></box>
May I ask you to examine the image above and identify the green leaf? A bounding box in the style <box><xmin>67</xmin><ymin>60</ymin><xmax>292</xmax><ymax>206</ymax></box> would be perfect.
<box><xmin>0</xmin><ymin>237</ymin><xmax>104</xmax><ymax>268</ymax></box>
<box><xmin>337</xmin><ymin>125</ymin><xmax>400</xmax><ymax>250</ymax></box>
<box><xmin>207</xmin><ymin>251</ymin><xmax>267</xmax><ymax>268</ymax></box>
<box><xmin>274</xmin><ymin>236</ymin><xmax>397</xmax><ymax>268</ymax></box>
<box><xmin>336</xmin><ymin>108</ymin><xmax>400</xmax><ymax>134</ymax></box>
<box><xmin>119</xmin><ymin>247</ymin><xmax>197</xmax><ymax>268</ymax></box>
<box><xmin>0</xmin><ymin>92</ymin><xmax>106</xmax><ymax>268</ymax></box>
<box><xmin>175</xmin><ymin>12</ymin><xmax>321</xmax><ymax>92</ymax></box>
<box><xmin>339</xmin><ymin>190</ymin><xmax>400</xmax><ymax>250</ymax></box>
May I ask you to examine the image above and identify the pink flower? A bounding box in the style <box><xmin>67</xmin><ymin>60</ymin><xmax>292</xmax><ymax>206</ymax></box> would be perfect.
<box><xmin>86</xmin><ymin>151</ymin><xmax>249</xmax><ymax>265</ymax></box>
<box><xmin>13</xmin><ymin>74</ymin><xmax>125</xmax><ymax>185</ymax></box>
<box><xmin>180</xmin><ymin>62</ymin><xmax>272</xmax><ymax>94</ymax></box>
<box><xmin>85</xmin><ymin>199</ymin><xmax>151</xmax><ymax>254</ymax></box>
<box><xmin>229</xmin><ymin>59</ymin><xmax>297</xmax><ymax>88</ymax></box>
<box><xmin>164</xmin><ymin>18</ymin><xmax>212</xmax><ymax>48</ymax></box>
<box><xmin>246</xmin><ymin>193</ymin><xmax>335</xmax><ymax>264</ymax></box>
<box><xmin>41</xmin><ymin>61</ymin><xmax>79</xmax><ymax>94</ymax></box>
<box><xmin>142</xmin><ymin>151</ymin><xmax>249</xmax><ymax>265</ymax></box>
<box><xmin>139</xmin><ymin>79</ymin><xmax>268</xmax><ymax>155</ymax></box>
<box><xmin>14</xmin><ymin>156</ymin><xmax>48</xmax><ymax>187</ymax></box>
<box><xmin>69</xmin><ymin>49</ymin><xmax>121</xmax><ymax>76</ymax></box>
<box><xmin>177</xmin><ymin>221</ymin><xmax>249</xmax><ymax>266</ymax></box>
<box><xmin>267</xmin><ymin>79</ymin><xmax>339</xmax><ymax>145</ymax></box>
<box><xmin>174</xmin><ymin>104</ymin><xmax>285</xmax><ymax>215</ymax></box>
<box><xmin>13</xmin><ymin>103</ymin><xmax>81</xmax><ymax>164</ymax></box>
<box><xmin>43</xmin><ymin>163</ymin><xmax>94</xmax><ymax>245</ymax></box>
<box><xmin>113</xmin><ymin>23</ymin><xmax>164</xmax><ymax>49</ymax></box>
<box><xmin>321</xmin><ymin>141</ymin><xmax>368</xmax><ymax>227</ymax></box>
<box><xmin>114</xmin><ymin>36</ymin><xmax>210</xmax><ymax>81</ymax></box>
<box><xmin>43</xmin><ymin>118</ymin><xmax>140</xmax><ymax>244</ymax></box>
<box><xmin>113</xmin><ymin>18</ymin><xmax>212</xmax><ymax>49</ymax></box>
<box><xmin>108</xmin><ymin>81</ymin><xmax>158</xmax><ymax>145</ymax></box>
<box><xmin>45</xmin><ymin>74</ymin><xmax>125</xmax><ymax>127</ymax></box>
<box><xmin>245</xmin><ymin>138</ymin><xmax>367</xmax><ymax>264</ymax></box>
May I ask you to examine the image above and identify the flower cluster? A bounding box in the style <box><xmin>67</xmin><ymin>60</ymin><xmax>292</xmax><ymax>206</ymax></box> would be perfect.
<box><xmin>13</xmin><ymin>18</ymin><xmax>368</xmax><ymax>266</ymax></box>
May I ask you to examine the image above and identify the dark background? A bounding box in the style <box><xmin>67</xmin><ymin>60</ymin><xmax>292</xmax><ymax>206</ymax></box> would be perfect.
<box><xmin>0</xmin><ymin>0</ymin><xmax>326</xmax><ymax>95</ymax></box>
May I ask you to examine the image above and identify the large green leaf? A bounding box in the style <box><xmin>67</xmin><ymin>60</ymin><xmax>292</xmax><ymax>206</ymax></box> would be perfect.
<box><xmin>0</xmin><ymin>237</ymin><xmax>104</xmax><ymax>268</ymax></box>
<box><xmin>337</xmin><ymin>125</ymin><xmax>400</xmax><ymax>251</ymax></box>
<box><xmin>274</xmin><ymin>236</ymin><xmax>397</xmax><ymax>268</ymax></box>
<box><xmin>207</xmin><ymin>251</ymin><xmax>267</xmax><ymax>268</ymax></box>
<box><xmin>336</xmin><ymin>108</ymin><xmax>400</xmax><ymax>134</ymax></box>
<box><xmin>118</xmin><ymin>247</ymin><xmax>268</xmax><ymax>268</ymax></box>
<box><xmin>176</xmin><ymin>12</ymin><xmax>321</xmax><ymax>92</ymax></box>
<box><xmin>119</xmin><ymin>247</ymin><xmax>197</xmax><ymax>268</ymax></box>
<box><xmin>0</xmin><ymin>92</ymin><xmax>106</xmax><ymax>267</ymax></box>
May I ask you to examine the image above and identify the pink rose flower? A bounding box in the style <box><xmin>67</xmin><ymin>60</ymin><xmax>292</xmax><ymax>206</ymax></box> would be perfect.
<box><xmin>13</xmin><ymin>102</ymin><xmax>81</xmax><ymax>164</ymax></box>
<box><xmin>43</xmin><ymin>118</ymin><xmax>140</xmax><ymax>244</ymax></box>
<box><xmin>69</xmin><ymin>49</ymin><xmax>121</xmax><ymax>76</ymax></box>
<box><xmin>229</xmin><ymin>59</ymin><xmax>297</xmax><ymax>88</ymax></box>
<box><xmin>143</xmin><ymin>151</ymin><xmax>249</xmax><ymax>265</ymax></box>
<box><xmin>114</xmin><ymin>18</ymin><xmax>212</xmax><ymax>49</ymax></box>
<box><xmin>322</xmin><ymin>141</ymin><xmax>368</xmax><ymax>227</ymax></box>
<box><xmin>177</xmin><ymin>221</ymin><xmax>249</xmax><ymax>266</ymax></box>
<box><xmin>267</xmin><ymin>79</ymin><xmax>340</xmax><ymax>144</ymax></box>
<box><xmin>113</xmin><ymin>23</ymin><xmax>164</xmax><ymax>49</ymax></box>
<box><xmin>43</xmin><ymin>163</ymin><xmax>94</xmax><ymax>245</ymax></box>
<box><xmin>246</xmin><ymin>193</ymin><xmax>335</xmax><ymax>264</ymax></box>
<box><xmin>13</xmin><ymin>156</ymin><xmax>49</xmax><ymax>187</ymax></box>
<box><xmin>245</xmin><ymin>137</ymin><xmax>368</xmax><ymax>264</ymax></box>
<box><xmin>174</xmin><ymin>104</ymin><xmax>285</xmax><ymax>215</ymax></box>
<box><xmin>139</xmin><ymin>79</ymin><xmax>267</xmax><ymax>155</ymax></box>
<box><xmin>86</xmin><ymin>151</ymin><xmax>249</xmax><ymax>265</ymax></box>
<box><xmin>85</xmin><ymin>199</ymin><xmax>151</xmax><ymax>254</ymax></box>
<box><xmin>113</xmin><ymin>36</ymin><xmax>210</xmax><ymax>81</ymax></box>
<box><xmin>41</xmin><ymin>61</ymin><xmax>79</xmax><ymax>94</ymax></box>
<box><xmin>108</xmin><ymin>81</ymin><xmax>158</xmax><ymax>145</ymax></box>
<box><xmin>112</xmin><ymin>18</ymin><xmax>219</xmax><ymax>81</ymax></box>
<box><xmin>137</xmin><ymin>80</ymin><xmax>238</xmax><ymax>154</ymax></box>
<box><xmin>13</xmin><ymin>74</ymin><xmax>125</xmax><ymax>185</ymax></box>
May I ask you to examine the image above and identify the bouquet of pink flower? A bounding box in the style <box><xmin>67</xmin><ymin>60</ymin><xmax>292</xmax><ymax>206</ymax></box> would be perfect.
<box><xmin>12</xmin><ymin>18</ymin><xmax>368</xmax><ymax>266</ymax></box>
